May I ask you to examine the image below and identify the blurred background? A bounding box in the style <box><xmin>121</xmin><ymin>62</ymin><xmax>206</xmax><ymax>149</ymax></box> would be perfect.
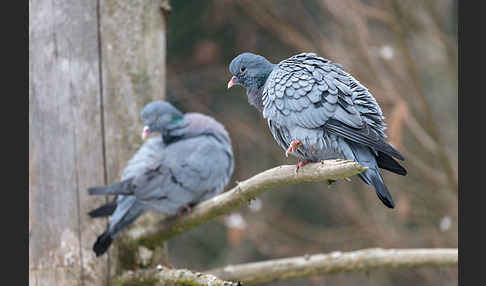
<box><xmin>163</xmin><ymin>1</ymin><xmax>457</xmax><ymax>285</ymax></box>
<box><xmin>29</xmin><ymin>0</ymin><xmax>458</xmax><ymax>285</ymax></box>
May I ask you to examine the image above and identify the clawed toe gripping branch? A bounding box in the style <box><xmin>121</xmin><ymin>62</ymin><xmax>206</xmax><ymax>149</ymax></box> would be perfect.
<box><xmin>114</xmin><ymin>160</ymin><xmax>457</xmax><ymax>286</ymax></box>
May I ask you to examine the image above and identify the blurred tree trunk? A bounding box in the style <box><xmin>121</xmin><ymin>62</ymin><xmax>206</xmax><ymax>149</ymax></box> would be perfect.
<box><xmin>29</xmin><ymin>0</ymin><xmax>169</xmax><ymax>284</ymax></box>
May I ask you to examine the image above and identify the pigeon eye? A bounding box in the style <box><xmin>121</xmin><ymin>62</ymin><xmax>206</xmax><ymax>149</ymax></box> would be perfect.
<box><xmin>240</xmin><ymin>67</ymin><xmax>246</xmax><ymax>73</ymax></box>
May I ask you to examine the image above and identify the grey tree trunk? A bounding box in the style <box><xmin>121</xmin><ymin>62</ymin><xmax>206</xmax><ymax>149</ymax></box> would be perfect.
<box><xmin>29</xmin><ymin>0</ymin><xmax>169</xmax><ymax>284</ymax></box>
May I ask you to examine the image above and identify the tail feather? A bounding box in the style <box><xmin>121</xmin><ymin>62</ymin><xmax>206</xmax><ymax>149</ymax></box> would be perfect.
<box><xmin>91</xmin><ymin>197</ymin><xmax>145</xmax><ymax>257</ymax></box>
<box><xmin>367</xmin><ymin>170</ymin><xmax>395</xmax><ymax>208</ymax></box>
<box><xmin>357</xmin><ymin>169</ymin><xmax>395</xmax><ymax>209</ymax></box>
<box><xmin>341</xmin><ymin>139</ymin><xmax>395</xmax><ymax>208</ymax></box>
<box><xmin>88</xmin><ymin>200</ymin><xmax>117</xmax><ymax>218</ymax></box>
<box><xmin>93</xmin><ymin>230</ymin><xmax>113</xmax><ymax>257</ymax></box>
<box><xmin>88</xmin><ymin>179</ymin><xmax>133</xmax><ymax>196</ymax></box>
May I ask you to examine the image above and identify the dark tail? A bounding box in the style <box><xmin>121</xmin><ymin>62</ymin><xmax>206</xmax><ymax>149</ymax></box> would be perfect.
<box><xmin>93</xmin><ymin>230</ymin><xmax>113</xmax><ymax>257</ymax></box>
<box><xmin>91</xmin><ymin>196</ymin><xmax>144</xmax><ymax>257</ymax></box>
<box><xmin>341</xmin><ymin>140</ymin><xmax>395</xmax><ymax>208</ymax></box>
<box><xmin>88</xmin><ymin>199</ymin><xmax>117</xmax><ymax>218</ymax></box>
<box><xmin>361</xmin><ymin>168</ymin><xmax>395</xmax><ymax>208</ymax></box>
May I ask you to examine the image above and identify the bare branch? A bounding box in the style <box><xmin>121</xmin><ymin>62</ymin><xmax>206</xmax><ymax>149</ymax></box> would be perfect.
<box><xmin>133</xmin><ymin>160</ymin><xmax>367</xmax><ymax>247</ymax></box>
<box><xmin>208</xmin><ymin>248</ymin><xmax>458</xmax><ymax>285</ymax></box>
<box><xmin>115</xmin><ymin>265</ymin><xmax>241</xmax><ymax>286</ymax></box>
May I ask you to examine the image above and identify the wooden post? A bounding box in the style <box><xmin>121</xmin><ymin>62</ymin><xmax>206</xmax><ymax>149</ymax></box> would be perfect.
<box><xmin>29</xmin><ymin>0</ymin><xmax>109</xmax><ymax>284</ymax></box>
<box><xmin>29</xmin><ymin>0</ymin><xmax>169</xmax><ymax>284</ymax></box>
<box><xmin>98</xmin><ymin>0</ymin><xmax>170</xmax><ymax>275</ymax></box>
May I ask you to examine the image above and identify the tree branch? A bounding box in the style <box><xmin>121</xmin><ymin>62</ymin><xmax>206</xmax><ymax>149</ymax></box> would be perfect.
<box><xmin>134</xmin><ymin>159</ymin><xmax>367</xmax><ymax>247</ymax></box>
<box><xmin>114</xmin><ymin>265</ymin><xmax>241</xmax><ymax>286</ymax></box>
<box><xmin>208</xmin><ymin>248</ymin><xmax>458</xmax><ymax>285</ymax></box>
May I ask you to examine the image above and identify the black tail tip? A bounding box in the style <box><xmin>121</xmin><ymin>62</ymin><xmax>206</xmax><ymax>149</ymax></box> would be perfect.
<box><xmin>368</xmin><ymin>171</ymin><xmax>395</xmax><ymax>209</ymax></box>
<box><xmin>381</xmin><ymin>197</ymin><xmax>395</xmax><ymax>209</ymax></box>
<box><xmin>376</xmin><ymin>190</ymin><xmax>395</xmax><ymax>208</ymax></box>
<box><xmin>93</xmin><ymin>231</ymin><xmax>113</xmax><ymax>257</ymax></box>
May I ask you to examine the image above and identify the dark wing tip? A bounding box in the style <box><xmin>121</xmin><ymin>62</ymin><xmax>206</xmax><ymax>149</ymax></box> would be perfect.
<box><xmin>376</xmin><ymin>151</ymin><xmax>407</xmax><ymax>176</ymax></box>
<box><xmin>326</xmin><ymin>119</ymin><xmax>405</xmax><ymax>162</ymax></box>
<box><xmin>88</xmin><ymin>201</ymin><xmax>117</xmax><ymax>218</ymax></box>
<box><xmin>388</xmin><ymin>145</ymin><xmax>405</xmax><ymax>161</ymax></box>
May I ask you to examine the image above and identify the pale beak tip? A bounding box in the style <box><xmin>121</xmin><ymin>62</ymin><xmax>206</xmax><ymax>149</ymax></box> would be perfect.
<box><xmin>142</xmin><ymin>126</ymin><xmax>150</xmax><ymax>141</ymax></box>
<box><xmin>227</xmin><ymin>76</ymin><xmax>236</xmax><ymax>89</ymax></box>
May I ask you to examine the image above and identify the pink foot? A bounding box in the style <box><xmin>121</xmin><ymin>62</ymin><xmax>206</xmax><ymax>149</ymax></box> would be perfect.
<box><xmin>286</xmin><ymin>140</ymin><xmax>302</xmax><ymax>157</ymax></box>
<box><xmin>295</xmin><ymin>160</ymin><xmax>310</xmax><ymax>173</ymax></box>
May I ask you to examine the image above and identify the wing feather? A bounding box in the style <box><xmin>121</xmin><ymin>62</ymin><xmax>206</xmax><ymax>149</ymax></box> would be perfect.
<box><xmin>262</xmin><ymin>53</ymin><xmax>396</xmax><ymax>159</ymax></box>
<box><xmin>126</xmin><ymin>136</ymin><xmax>233</xmax><ymax>215</ymax></box>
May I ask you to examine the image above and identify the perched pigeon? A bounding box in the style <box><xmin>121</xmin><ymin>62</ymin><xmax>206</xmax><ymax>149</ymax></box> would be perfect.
<box><xmin>88</xmin><ymin>101</ymin><xmax>234</xmax><ymax>256</ymax></box>
<box><xmin>227</xmin><ymin>52</ymin><xmax>406</xmax><ymax>208</ymax></box>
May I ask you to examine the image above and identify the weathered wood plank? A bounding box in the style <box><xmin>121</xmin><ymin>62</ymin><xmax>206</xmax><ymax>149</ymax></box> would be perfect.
<box><xmin>29</xmin><ymin>0</ymin><xmax>108</xmax><ymax>284</ymax></box>
<box><xmin>99</xmin><ymin>0</ymin><xmax>168</xmax><ymax>272</ymax></box>
<box><xmin>100</xmin><ymin>0</ymin><xmax>167</xmax><ymax>182</ymax></box>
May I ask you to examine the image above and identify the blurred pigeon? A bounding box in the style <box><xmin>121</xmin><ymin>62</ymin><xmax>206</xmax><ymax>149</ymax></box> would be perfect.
<box><xmin>88</xmin><ymin>101</ymin><xmax>234</xmax><ymax>256</ymax></box>
<box><xmin>227</xmin><ymin>52</ymin><xmax>406</xmax><ymax>208</ymax></box>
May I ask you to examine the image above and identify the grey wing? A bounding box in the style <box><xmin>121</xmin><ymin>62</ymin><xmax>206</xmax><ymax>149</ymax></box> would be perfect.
<box><xmin>114</xmin><ymin>137</ymin><xmax>166</xmax><ymax>217</ymax></box>
<box><xmin>264</xmin><ymin>53</ymin><xmax>337</xmax><ymax>128</ymax></box>
<box><xmin>121</xmin><ymin>137</ymin><xmax>166</xmax><ymax>180</ymax></box>
<box><xmin>262</xmin><ymin>53</ymin><xmax>403</xmax><ymax>160</ymax></box>
<box><xmin>133</xmin><ymin>136</ymin><xmax>233</xmax><ymax>215</ymax></box>
<box><xmin>166</xmin><ymin>136</ymin><xmax>234</xmax><ymax>202</ymax></box>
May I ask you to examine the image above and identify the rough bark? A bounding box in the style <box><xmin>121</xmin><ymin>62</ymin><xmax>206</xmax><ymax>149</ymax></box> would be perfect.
<box><xmin>115</xmin><ymin>266</ymin><xmax>241</xmax><ymax>286</ymax></box>
<box><xmin>208</xmin><ymin>248</ymin><xmax>458</xmax><ymax>285</ymax></box>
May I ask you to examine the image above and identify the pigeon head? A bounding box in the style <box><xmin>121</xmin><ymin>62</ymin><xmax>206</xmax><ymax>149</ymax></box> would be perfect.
<box><xmin>228</xmin><ymin>53</ymin><xmax>275</xmax><ymax>110</ymax></box>
<box><xmin>140</xmin><ymin>101</ymin><xmax>184</xmax><ymax>140</ymax></box>
<box><xmin>228</xmin><ymin>52</ymin><xmax>274</xmax><ymax>90</ymax></box>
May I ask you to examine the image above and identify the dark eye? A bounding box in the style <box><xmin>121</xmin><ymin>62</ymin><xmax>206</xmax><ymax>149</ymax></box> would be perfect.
<box><xmin>240</xmin><ymin>67</ymin><xmax>246</xmax><ymax>73</ymax></box>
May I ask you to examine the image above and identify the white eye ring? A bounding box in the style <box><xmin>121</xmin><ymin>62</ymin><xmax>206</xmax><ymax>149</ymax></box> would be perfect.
<box><xmin>240</xmin><ymin>67</ymin><xmax>246</xmax><ymax>72</ymax></box>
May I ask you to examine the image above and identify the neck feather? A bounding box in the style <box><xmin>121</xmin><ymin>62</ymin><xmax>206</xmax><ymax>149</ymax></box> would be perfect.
<box><xmin>247</xmin><ymin>87</ymin><xmax>264</xmax><ymax>112</ymax></box>
<box><xmin>247</xmin><ymin>63</ymin><xmax>275</xmax><ymax>112</ymax></box>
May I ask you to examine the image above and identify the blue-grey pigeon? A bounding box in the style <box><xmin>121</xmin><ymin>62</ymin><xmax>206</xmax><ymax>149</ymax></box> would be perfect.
<box><xmin>227</xmin><ymin>52</ymin><xmax>406</xmax><ymax>209</ymax></box>
<box><xmin>88</xmin><ymin>101</ymin><xmax>234</xmax><ymax>256</ymax></box>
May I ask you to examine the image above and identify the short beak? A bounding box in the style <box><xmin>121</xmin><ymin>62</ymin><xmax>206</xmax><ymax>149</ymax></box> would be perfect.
<box><xmin>227</xmin><ymin>76</ymin><xmax>237</xmax><ymax>89</ymax></box>
<box><xmin>142</xmin><ymin>126</ymin><xmax>150</xmax><ymax>141</ymax></box>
